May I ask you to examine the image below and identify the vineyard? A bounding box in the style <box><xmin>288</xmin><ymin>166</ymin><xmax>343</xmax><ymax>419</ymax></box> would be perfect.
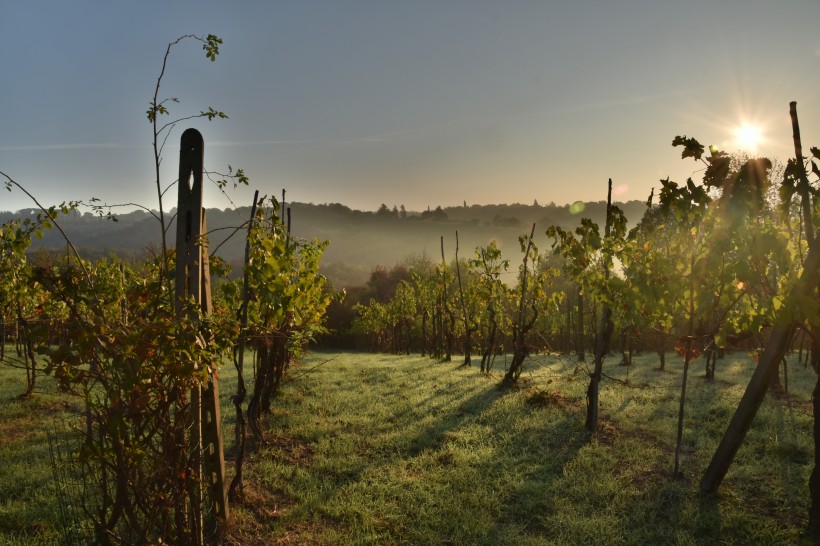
<box><xmin>0</xmin><ymin>352</ymin><xmax>816</xmax><ymax>544</ymax></box>
<box><xmin>3</xmin><ymin>34</ymin><xmax>820</xmax><ymax>545</ymax></box>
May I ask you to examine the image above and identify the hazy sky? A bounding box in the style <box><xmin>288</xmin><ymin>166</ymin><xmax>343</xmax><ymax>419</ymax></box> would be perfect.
<box><xmin>3</xmin><ymin>1</ymin><xmax>820</xmax><ymax>214</ymax></box>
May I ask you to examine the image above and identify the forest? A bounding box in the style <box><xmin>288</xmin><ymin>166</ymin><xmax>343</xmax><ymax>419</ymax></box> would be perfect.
<box><xmin>3</xmin><ymin>34</ymin><xmax>820</xmax><ymax>545</ymax></box>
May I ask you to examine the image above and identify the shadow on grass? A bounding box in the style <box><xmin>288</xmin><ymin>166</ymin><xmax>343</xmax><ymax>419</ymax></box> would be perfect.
<box><xmin>362</xmin><ymin>364</ymin><xmax>497</xmax><ymax>437</ymax></box>
<box><xmin>404</xmin><ymin>380</ymin><xmax>507</xmax><ymax>457</ymax></box>
<box><xmin>491</xmin><ymin>415</ymin><xmax>587</xmax><ymax>535</ymax></box>
<box><xmin>696</xmin><ymin>491</ymin><xmax>723</xmax><ymax>541</ymax></box>
<box><xmin>235</xmin><ymin>352</ymin><xmax>814</xmax><ymax>544</ymax></box>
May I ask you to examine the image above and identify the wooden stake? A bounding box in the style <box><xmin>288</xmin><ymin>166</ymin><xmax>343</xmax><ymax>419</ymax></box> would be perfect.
<box><xmin>790</xmin><ymin>101</ymin><xmax>813</xmax><ymax>246</ymax></box>
<box><xmin>174</xmin><ymin>128</ymin><xmax>229</xmax><ymax>538</ymax></box>
<box><xmin>228</xmin><ymin>190</ymin><xmax>259</xmax><ymax>500</ymax></box>
<box><xmin>586</xmin><ymin>179</ymin><xmax>614</xmax><ymax>432</ymax></box>
<box><xmin>701</xmin><ymin>226</ymin><xmax>820</xmax><ymax>492</ymax></box>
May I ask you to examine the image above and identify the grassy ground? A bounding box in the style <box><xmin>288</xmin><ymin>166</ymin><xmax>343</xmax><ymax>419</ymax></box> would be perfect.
<box><xmin>0</xmin><ymin>350</ymin><xmax>816</xmax><ymax>545</ymax></box>
<box><xmin>0</xmin><ymin>362</ymin><xmax>79</xmax><ymax>545</ymax></box>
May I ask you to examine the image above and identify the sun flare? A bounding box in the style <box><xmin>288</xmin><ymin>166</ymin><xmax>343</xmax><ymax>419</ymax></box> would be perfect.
<box><xmin>733</xmin><ymin>124</ymin><xmax>763</xmax><ymax>152</ymax></box>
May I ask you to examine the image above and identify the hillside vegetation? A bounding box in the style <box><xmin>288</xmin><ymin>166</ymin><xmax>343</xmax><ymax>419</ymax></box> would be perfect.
<box><xmin>1</xmin><ymin>200</ymin><xmax>648</xmax><ymax>288</ymax></box>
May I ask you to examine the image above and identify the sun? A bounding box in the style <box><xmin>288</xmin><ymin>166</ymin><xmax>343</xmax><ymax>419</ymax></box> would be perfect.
<box><xmin>733</xmin><ymin>124</ymin><xmax>763</xmax><ymax>152</ymax></box>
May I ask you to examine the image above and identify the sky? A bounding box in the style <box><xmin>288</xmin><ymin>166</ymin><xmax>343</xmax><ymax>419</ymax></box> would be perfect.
<box><xmin>3</xmin><ymin>1</ymin><xmax>820</xmax><ymax>214</ymax></box>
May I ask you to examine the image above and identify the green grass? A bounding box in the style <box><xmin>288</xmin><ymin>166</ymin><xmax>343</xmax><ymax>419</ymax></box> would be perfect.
<box><xmin>225</xmin><ymin>350</ymin><xmax>815</xmax><ymax>545</ymax></box>
<box><xmin>0</xmin><ymin>362</ymin><xmax>77</xmax><ymax>546</ymax></box>
<box><xmin>1</xmin><ymin>350</ymin><xmax>817</xmax><ymax>544</ymax></box>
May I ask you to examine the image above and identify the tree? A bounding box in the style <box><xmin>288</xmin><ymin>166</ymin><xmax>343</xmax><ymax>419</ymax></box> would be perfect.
<box><xmin>652</xmin><ymin>172</ymin><xmax>712</xmax><ymax>476</ymax></box>
<box><xmin>468</xmin><ymin>240</ymin><xmax>510</xmax><ymax>373</ymax></box>
<box><xmin>548</xmin><ymin>182</ymin><xmax>627</xmax><ymax>431</ymax></box>
<box><xmin>503</xmin><ymin>224</ymin><xmax>540</xmax><ymax>384</ymax></box>
<box><xmin>0</xmin><ymin>205</ymin><xmax>76</xmax><ymax>396</ymax></box>
<box><xmin>145</xmin><ymin>34</ymin><xmax>228</xmax><ymax>295</ymax></box>
<box><xmin>647</xmin><ymin>135</ymin><xmax>789</xmax><ymax>476</ymax></box>
<box><xmin>390</xmin><ymin>280</ymin><xmax>416</xmax><ymax>354</ymax></box>
<box><xmin>245</xmin><ymin>197</ymin><xmax>334</xmax><ymax>439</ymax></box>
<box><xmin>699</xmin><ymin>104</ymin><xmax>820</xmax><ymax>537</ymax></box>
<box><xmin>365</xmin><ymin>264</ymin><xmax>411</xmax><ymax>303</ymax></box>
<box><xmin>585</xmin><ymin>180</ymin><xmax>621</xmax><ymax>432</ymax></box>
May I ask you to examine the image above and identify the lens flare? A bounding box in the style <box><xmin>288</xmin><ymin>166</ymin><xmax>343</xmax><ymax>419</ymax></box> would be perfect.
<box><xmin>569</xmin><ymin>201</ymin><xmax>585</xmax><ymax>214</ymax></box>
<box><xmin>613</xmin><ymin>184</ymin><xmax>629</xmax><ymax>196</ymax></box>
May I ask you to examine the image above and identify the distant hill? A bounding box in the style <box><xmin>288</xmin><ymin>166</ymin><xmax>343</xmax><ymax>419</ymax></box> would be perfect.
<box><xmin>3</xmin><ymin>200</ymin><xmax>648</xmax><ymax>288</ymax></box>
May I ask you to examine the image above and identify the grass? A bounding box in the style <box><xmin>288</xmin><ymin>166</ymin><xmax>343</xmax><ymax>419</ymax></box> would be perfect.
<box><xmin>1</xmin><ymin>349</ymin><xmax>816</xmax><ymax>544</ymax></box>
<box><xmin>0</xmin><ymin>362</ymin><xmax>78</xmax><ymax>545</ymax></box>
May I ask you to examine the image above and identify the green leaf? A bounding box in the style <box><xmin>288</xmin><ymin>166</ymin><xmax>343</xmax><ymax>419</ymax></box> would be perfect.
<box><xmin>672</xmin><ymin>135</ymin><xmax>705</xmax><ymax>161</ymax></box>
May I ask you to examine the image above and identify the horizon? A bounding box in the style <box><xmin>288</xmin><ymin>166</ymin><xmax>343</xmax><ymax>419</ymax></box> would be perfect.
<box><xmin>0</xmin><ymin>195</ymin><xmax>647</xmax><ymax>218</ymax></box>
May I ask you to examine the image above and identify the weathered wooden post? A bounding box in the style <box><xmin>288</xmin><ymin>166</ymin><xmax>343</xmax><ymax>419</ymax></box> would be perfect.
<box><xmin>175</xmin><ymin>128</ymin><xmax>229</xmax><ymax>541</ymax></box>
<box><xmin>586</xmin><ymin>179</ymin><xmax>614</xmax><ymax>433</ymax></box>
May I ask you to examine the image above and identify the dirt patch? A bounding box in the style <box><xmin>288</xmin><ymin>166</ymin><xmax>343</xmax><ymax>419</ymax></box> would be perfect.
<box><xmin>222</xmin><ymin>483</ymin><xmax>289</xmax><ymax>545</ymax></box>
<box><xmin>0</xmin><ymin>400</ymin><xmax>74</xmax><ymax>443</ymax></box>
<box><xmin>593</xmin><ymin>417</ymin><xmax>675</xmax><ymax>459</ymax></box>
<box><xmin>39</xmin><ymin>399</ymin><xmax>77</xmax><ymax>414</ymax></box>
<box><xmin>593</xmin><ymin>418</ymin><xmax>621</xmax><ymax>445</ymax></box>
<box><xmin>224</xmin><ymin>481</ymin><xmax>342</xmax><ymax>546</ymax></box>
<box><xmin>266</xmin><ymin>433</ymin><xmax>315</xmax><ymax>467</ymax></box>
<box><xmin>525</xmin><ymin>389</ymin><xmax>576</xmax><ymax>409</ymax></box>
<box><xmin>0</xmin><ymin>420</ymin><xmax>36</xmax><ymax>444</ymax></box>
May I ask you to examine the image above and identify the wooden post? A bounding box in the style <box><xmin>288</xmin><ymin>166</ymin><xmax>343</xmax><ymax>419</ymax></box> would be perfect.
<box><xmin>175</xmin><ymin>128</ymin><xmax>205</xmax><ymax>316</ymax></box>
<box><xmin>228</xmin><ymin>190</ymin><xmax>259</xmax><ymax>501</ymax></box>
<box><xmin>174</xmin><ymin>128</ymin><xmax>229</xmax><ymax>538</ymax></box>
<box><xmin>701</xmin><ymin>230</ymin><xmax>820</xmax><ymax>492</ymax></box>
<box><xmin>576</xmin><ymin>285</ymin><xmax>585</xmax><ymax>362</ymax></box>
<box><xmin>199</xmin><ymin>212</ymin><xmax>229</xmax><ymax>524</ymax></box>
<box><xmin>586</xmin><ymin>179</ymin><xmax>614</xmax><ymax>432</ymax></box>
<box><xmin>440</xmin><ymin>236</ymin><xmax>452</xmax><ymax>361</ymax></box>
<box><xmin>790</xmin><ymin>102</ymin><xmax>814</xmax><ymax>247</ymax></box>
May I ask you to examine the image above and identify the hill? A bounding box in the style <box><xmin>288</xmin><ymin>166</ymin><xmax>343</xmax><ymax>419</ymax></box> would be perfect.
<box><xmin>3</xmin><ymin>199</ymin><xmax>648</xmax><ymax>288</ymax></box>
